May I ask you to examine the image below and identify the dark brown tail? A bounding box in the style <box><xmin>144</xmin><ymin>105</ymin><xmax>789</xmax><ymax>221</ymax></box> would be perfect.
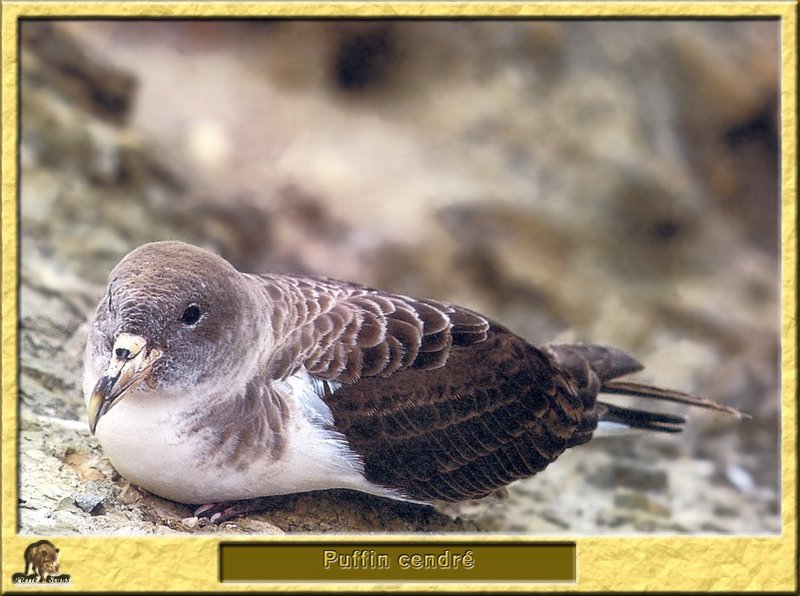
<box><xmin>545</xmin><ymin>343</ymin><xmax>745</xmax><ymax>434</ymax></box>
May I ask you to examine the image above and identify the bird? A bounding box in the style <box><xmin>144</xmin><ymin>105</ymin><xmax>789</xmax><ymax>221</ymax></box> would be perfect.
<box><xmin>83</xmin><ymin>240</ymin><xmax>742</xmax><ymax>521</ymax></box>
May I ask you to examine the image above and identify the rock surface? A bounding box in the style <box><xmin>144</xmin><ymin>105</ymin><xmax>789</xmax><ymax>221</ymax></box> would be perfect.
<box><xmin>18</xmin><ymin>21</ymin><xmax>780</xmax><ymax>535</ymax></box>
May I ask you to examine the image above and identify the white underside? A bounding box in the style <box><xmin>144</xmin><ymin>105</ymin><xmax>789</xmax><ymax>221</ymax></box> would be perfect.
<box><xmin>593</xmin><ymin>420</ymin><xmax>644</xmax><ymax>437</ymax></box>
<box><xmin>84</xmin><ymin>367</ymin><xmax>404</xmax><ymax>505</ymax></box>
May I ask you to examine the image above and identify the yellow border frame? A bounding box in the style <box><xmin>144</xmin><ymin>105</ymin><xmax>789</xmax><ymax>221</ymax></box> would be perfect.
<box><xmin>1</xmin><ymin>2</ymin><xmax>796</xmax><ymax>592</ymax></box>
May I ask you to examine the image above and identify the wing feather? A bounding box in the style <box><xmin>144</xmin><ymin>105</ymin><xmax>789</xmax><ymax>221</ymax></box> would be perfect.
<box><xmin>324</xmin><ymin>324</ymin><xmax>595</xmax><ymax>502</ymax></box>
<box><xmin>256</xmin><ymin>273</ymin><xmax>490</xmax><ymax>382</ymax></box>
<box><xmin>251</xmin><ymin>273</ymin><xmax>593</xmax><ymax>503</ymax></box>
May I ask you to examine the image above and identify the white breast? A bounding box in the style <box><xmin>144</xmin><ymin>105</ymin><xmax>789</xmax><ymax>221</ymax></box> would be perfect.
<box><xmin>86</xmin><ymin>370</ymin><xmax>405</xmax><ymax>505</ymax></box>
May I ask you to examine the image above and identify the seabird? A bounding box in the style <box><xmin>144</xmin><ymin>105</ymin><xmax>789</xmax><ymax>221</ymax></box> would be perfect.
<box><xmin>83</xmin><ymin>241</ymin><xmax>741</xmax><ymax>520</ymax></box>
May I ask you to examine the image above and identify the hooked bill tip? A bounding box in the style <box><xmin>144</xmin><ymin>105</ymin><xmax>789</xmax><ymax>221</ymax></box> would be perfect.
<box><xmin>87</xmin><ymin>375</ymin><xmax>117</xmax><ymax>435</ymax></box>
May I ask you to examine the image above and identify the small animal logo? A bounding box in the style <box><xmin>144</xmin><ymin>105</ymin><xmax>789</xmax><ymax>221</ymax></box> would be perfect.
<box><xmin>11</xmin><ymin>540</ymin><xmax>70</xmax><ymax>584</ymax></box>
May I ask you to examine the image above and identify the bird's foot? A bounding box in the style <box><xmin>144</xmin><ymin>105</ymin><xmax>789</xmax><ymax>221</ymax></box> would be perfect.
<box><xmin>194</xmin><ymin>497</ymin><xmax>278</xmax><ymax>524</ymax></box>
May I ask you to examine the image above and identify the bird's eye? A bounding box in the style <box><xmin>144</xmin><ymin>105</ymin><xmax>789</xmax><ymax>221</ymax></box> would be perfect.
<box><xmin>180</xmin><ymin>304</ymin><xmax>202</xmax><ymax>326</ymax></box>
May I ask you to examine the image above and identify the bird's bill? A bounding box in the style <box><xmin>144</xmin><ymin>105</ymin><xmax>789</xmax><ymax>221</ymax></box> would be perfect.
<box><xmin>88</xmin><ymin>333</ymin><xmax>162</xmax><ymax>435</ymax></box>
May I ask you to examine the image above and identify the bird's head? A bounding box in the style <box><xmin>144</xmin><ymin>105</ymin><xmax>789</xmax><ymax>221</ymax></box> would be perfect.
<box><xmin>84</xmin><ymin>241</ymin><xmax>270</xmax><ymax>435</ymax></box>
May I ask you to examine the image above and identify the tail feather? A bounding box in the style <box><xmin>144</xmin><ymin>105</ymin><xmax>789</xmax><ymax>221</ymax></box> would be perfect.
<box><xmin>546</xmin><ymin>343</ymin><xmax>644</xmax><ymax>382</ymax></box>
<box><xmin>597</xmin><ymin>401</ymin><xmax>686</xmax><ymax>433</ymax></box>
<box><xmin>602</xmin><ymin>380</ymin><xmax>746</xmax><ymax>419</ymax></box>
<box><xmin>545</xmin><ymin>343</ymin><xmax>746</xmax><ymax>436</ymax></box>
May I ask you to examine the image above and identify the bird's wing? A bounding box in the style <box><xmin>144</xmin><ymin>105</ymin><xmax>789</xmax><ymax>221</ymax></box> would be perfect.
<box><xmin>326</xmin><ymin>325</ymin><xmax>596</xmax><ymax>502</ymax></box>
<box><xmin>253</xmin><ymin>273</ymin><xmax>593</xmax><ymax>503</ymax></box>
<box><xmin>255</xmin><ymin>273</ymin><xmax>491</xmax><ymax>382</ymax></box>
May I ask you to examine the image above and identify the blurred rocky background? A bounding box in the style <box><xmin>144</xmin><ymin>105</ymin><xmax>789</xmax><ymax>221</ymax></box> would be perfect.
<box><xmin>18</xmin><ymin>20</ymin><xmax>780</xmax><ymax>535</ymax></box>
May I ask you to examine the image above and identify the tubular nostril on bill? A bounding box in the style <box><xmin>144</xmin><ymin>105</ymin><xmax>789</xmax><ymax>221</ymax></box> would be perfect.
<box><xmin>111</xmin><ymin>333</ymin><xmax>147</xmax><ymax>364</ymax></box>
